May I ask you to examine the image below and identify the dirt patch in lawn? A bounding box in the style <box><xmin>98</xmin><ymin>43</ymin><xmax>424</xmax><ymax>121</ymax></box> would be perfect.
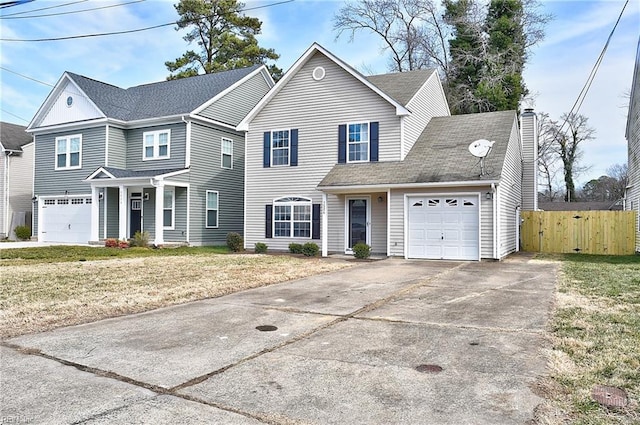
<box><xmin>0</xmin><ymin>254</ymin><xmax>352</xmax><ymax>338</ymax></box>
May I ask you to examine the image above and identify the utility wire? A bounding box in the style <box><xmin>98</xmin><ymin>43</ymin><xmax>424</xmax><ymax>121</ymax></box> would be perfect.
<box><xmin>0</xmin><ymin>0</ymin><xmax>34</xmax><ymax>9</ymax></box>
<box><xmin>0</xmin><ymin>66</ymin><xmax>55</xmax><ymax>87</ymax></box>
<box><xmin>1</xmin><ymin>0</ymin><xmax>86</xmax><ymax>16</ymax></box>
<box><xmin>1</xmin><ymin>108</ymin><xmax>30</xmax><ymax>123</ymax></box>
<box><xmin>0</xmin><ymin>0</ymin><xmax>144</xmax><ymax>19</ymax></box>
<box><xmin>0</xmin><ymin>0</ymin><xmax>294</xmax><ymax>41</ymax></box>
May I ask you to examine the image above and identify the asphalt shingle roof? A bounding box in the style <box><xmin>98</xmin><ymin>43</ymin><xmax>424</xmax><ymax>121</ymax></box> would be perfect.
<box><xmin>318</xmin><ymin>110</ymin><xmax>517</xmax><ymax>188</ymax></box>
<box><xmin>68</xmin><ymin>65</ymin><xmax>261</xmax><ymax>121</ymax></box>
<box><xmin>366</xmin><ymin>69</ymin><xmax>437</xmax><ymax>106</ymax></box>
<box><xmin>0</xmin><ymin>122</ymin><xmax>31</xmax><ymax>151</ymax></box>
<box><xmin>97</xmin><ymin>167</ymin><xmax>188</xmax><ymax>179</ymax></box>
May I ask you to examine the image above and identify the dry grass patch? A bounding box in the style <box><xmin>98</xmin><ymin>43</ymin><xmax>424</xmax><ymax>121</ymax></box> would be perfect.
<box><xmin>0</xmin><ymin>254</ymin><xmax>352</xmax><ymax>338</ymax></box>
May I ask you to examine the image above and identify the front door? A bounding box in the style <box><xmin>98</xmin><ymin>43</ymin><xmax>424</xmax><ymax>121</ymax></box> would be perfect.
<box><xmin>347</xmin><ymin>198</ymin><xmax>368</xmax><ymax>251</ymax></box>
<box><xmin>130</xmin><ymin>199</ymin><xmax>142</xmax><ymax>237</ymax></box>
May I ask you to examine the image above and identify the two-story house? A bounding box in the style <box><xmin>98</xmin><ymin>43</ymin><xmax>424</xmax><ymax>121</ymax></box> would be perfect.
<box><xmin>27</xmin><ymin>65</ymin><xmax>273</xmax><ymax>245</ymax></box>
<box><xmin>239</xmin><ymin>43</ymin><xmax>537</xmax><ymax>260</ymax></box>
<box><xmin>1</xmin><ymin>122</ymin><xmax>34</xmax><ymax>239</ymax></box>
<box><xmin>626</xmin><ymin>36</ymin><xmax>640</xmax><ymax>253</ymax></box>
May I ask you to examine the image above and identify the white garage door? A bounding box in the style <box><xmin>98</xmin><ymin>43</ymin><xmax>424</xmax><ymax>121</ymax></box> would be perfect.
<box><xmin>408</xmin><ymin>195</ymin><xmax>479</xmax><ymax>260</ymax></box>
<box><xmin>41</xmin><ymin>197</ymin><xmax>92</xmax><ymax>243</ymax></box>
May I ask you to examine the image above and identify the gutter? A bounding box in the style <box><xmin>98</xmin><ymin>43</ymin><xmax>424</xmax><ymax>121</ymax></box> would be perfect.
<box><xmin>318</xmin><ymin>180</ymin><xmax>500</xmax><ymax>193</ymax></box>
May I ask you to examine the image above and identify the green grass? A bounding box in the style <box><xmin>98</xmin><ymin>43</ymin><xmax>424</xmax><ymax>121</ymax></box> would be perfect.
<box><xmin>540</xmin><ymin>254</ymin><xmax>640</xmax><ymax>424</ymax></box>
<box><xmin>0</xmin><ymin>245</ymin><xmax>230</xmax><ymax>265</ymax></box>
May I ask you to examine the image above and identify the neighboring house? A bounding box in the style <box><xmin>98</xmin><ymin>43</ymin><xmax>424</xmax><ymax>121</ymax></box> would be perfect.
<box><xmin>539</xmin><ymin>201</ymin><xmax>623</xmax><ymax>211</ymax></box>
<box><xmin>27</xmin><ymin>66</ymin><xmax>273</xmax><ymax>245</ymax></box>
<box><xmin>238</xmin><ymin>43</ymin><xmax>537</xmax><ymax>260</ymax></box>
<box><xmin>626</xmin><ymin>36</ymin><xmax>640</xmax><ymax>252</ymax></box>
<box><xmin>0</xmin><ymin>122</ymin><xmax>34</xmax><ymax>239</ymax></box>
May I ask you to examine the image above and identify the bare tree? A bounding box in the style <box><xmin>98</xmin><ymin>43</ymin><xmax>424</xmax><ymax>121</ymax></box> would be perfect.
<box><xmin>607</xmin><ymin>163</ymin><xmax>628</xmax><ymax>200</ymax></box>
<box><xmin>552</xmin><ymin>113</ymin><xmax>595</xmax><ymax>202</ymax></box>
<box><xmin>536</xmin><ymin>112</ymin><xmax>562</xmax><ymax>201</ymax></box>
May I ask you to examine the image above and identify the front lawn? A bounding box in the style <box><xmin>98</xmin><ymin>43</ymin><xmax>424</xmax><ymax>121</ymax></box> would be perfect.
<box><xmin>0</xmin><ymin>247</ymin><xmax>352</xmax><ymax>338</ymax></box>
<box><xmin>536</xmin><ymin>254</ymin><xmax>640</xmax><ymax>424</ymax></box>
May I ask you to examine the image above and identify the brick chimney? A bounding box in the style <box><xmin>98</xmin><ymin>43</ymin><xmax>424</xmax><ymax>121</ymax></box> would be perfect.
<box><xmin>520</xmin><ymin>108</ymin><xmax>538</xmax><ymax>211</ymax></box>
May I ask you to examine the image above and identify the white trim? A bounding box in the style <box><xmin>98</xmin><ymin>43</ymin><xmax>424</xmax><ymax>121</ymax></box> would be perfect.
<box><xmin>386</xmin><ymin>188</ymin><xmax>391</xmax><ymax>256</ymax></box>
<box><xmin>184</xmin><ymin>119</ymin><xmax>192</xmax><ymax>168</ymax></box>
<box><xmin>243</xmin><ymin>132</ymin><xmax>248</xmax><ymax>249</ymax></box>
<box><xmin>319</xmin><ymin>180</ymin><xmax>500</xmax><ymax>193</ymax></box>
<box><xmin>163</xmin><ymin>186</ymin><xmax>175</xmax><ymax>230</ymax></box>
<box><xmin>270</xmin><ymin>129</ymin><xmax>291</xmax><ymax>167</ymax></box>
<box><xmin>237</xmin><ymin>43</ymin><xmax>410</xmax><ymax>131</ymax></box>
<box><xmin>142</xmin><ymin>129</ymin><xmax>171</xmax><ymax>161</ymax></box>
<box><xmin>188</xmin><ymin>114</ymin><xmax>237</xmax><ymax>131</ymax></box>
<box><xmin>492</xmin><ymin>183</ymin><xmax>498</xmax><ymax>259</ymax></box>
<box><xmin>205</xmin><ymin>190</ymin><xmax>219</xmax><ymax>228</ymax></box>
<box><xmin>54</xmin><ymin>134</ymin><xmax>82</xmax><ymax>170</ymax></box>
<box><xmin>344</xmin><ymin>195</ymin><xmax>371</xmax><ymax>253</ymax></box>
<box><xmin>346</xmin><ymin>122</ymin><xmax>370</xmax><ymax>163</ymax></box>
<box><xmin>105</xmin><ymin>124</ymin><xmax>110</xmax><ymax>166</ymax></box>
<box><xmin>272</xmin><ymin>196</ymin><xmax>312</xmax><ymax>239</ymax></box>
<box><xmin>221</xmin><ymin>137</ymin><xmax>233</xmax><ymax>169</ymax></box>
<box><xmin>186</xmin><ymin>187</ymin><xmax>191</xmax><ymax>243</ymax></box>
<box><xmin>321</xmin><ymin>192</ymin><xmax>328</xmax><ymax>257</ymax></box>
<box><xmin>404</xmin><ymin>192</ymin><xmax>481</xmax><ymax>261</ymax></box>
<box><xmin>103</xmin><ymin>189</ymin><xmax>107</xmax><ymax>239</ymax></box>
<box><xmin>400</xmin><ymin>116</ymin><xmax>406</xmax><ymax>160</ymax></box>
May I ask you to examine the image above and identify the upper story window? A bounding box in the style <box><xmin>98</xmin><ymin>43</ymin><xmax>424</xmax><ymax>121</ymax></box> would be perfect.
<box><xmin>143</xmin><ymin>129</ymin><xmax>170</xmax><ymax>160</ymax></box>
<box><xmin>55</xmin><ymin>134</ymin><xmax>82</xmax><ymax>170</ymax></box>
<box><xmin>271</xmin><ymin>130</ymin><xmax>290</xmax><ymax>166</ymax></box>
<box><xmin>221</xmin><ymin>138</ymin><xmax>233</xmax><ymax>169</ymax></box>
<box><xmin>348</xmin><ymin>122</ymin><xmax>369</xmax><ymax>162</ymax></box>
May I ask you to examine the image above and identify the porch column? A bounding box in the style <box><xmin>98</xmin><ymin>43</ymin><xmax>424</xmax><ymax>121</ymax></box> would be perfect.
<box><xmin>154</xmin><ymin>183</ymin><xmax>164</xmax><ymax>246</ymax></box>
<box><xmin>90</xmin><ymin>186</ymin><xmax>99</xmax><ymax>242</ymax></box>
<box><xmin>321</xmin><ymin>193</ymin><xmax>328</xmax><ymax>257</ymax></box>
<box><xmin>118</xmin><ymin>185</ymin><xmax>127</xmax><ymax>240</ymax></box>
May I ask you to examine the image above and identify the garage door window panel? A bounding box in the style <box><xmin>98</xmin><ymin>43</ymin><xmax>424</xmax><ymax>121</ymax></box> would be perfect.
<box><xmin>55</xmin><ymin>135</ymin><xmax>82</xmax><ymax>170</ymax></box>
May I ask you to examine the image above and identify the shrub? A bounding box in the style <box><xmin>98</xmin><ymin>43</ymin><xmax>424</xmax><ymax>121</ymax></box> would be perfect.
<box><xmin>254</xmin><ymin>242</ymin><xmax>268</xmax><ymax>254</ymax></box>
<box><xmin>289</xmin><ymin>243</ymin><xmax>303</xmax><ymax>254</ymax></box>
<box><xmin>130</xmin><ymin>231</ymin><xmax>149</xmax><ymax>248</ymax></box>
<box><xmin>302</xmin><ymin>242</ymin><xmax>319</xmax><ymax>257</ymax></box>
<box><xmin>226</xmin><ymin>232</ymin><xmax>244</xmax><ymax>252</ymax></box>
<box><xmin>353</xmin><ymin>242</ymin><xmax>371</xmax><ymax>259</ymax></box>
<box><xmin>118</xmin><ymin>240</ymin><xmax>130</xmax><ymax>249</ymax></box>
<box><xmin>14</xmin><ymin>225</ymin><xmax>31</xmax><ymax>241</ymax></box>
<box><xmin>105</xmin><ymin>238</ymin><xmax>119</xmax><ymax>248</ymax></box>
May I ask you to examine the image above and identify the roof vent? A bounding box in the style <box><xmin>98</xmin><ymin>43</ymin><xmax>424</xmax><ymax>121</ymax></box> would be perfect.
<box><xmin>312</xmin><ymin>66</ymin><xmax>325</xmax><ymax>81</ymax></box>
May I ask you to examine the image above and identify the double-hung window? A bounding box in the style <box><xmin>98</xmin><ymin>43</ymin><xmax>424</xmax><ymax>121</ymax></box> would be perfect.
<box><xmin>143</xmin><ymin>130</ymin><xmax>170</xmax><ymax>160</ymax></box>
<box><xmin>348</xmin><ymin>122</ymin><xmax>369</xmax><ymax>162</ymax></box>
<box><xmin>271</xmin><ymin>130</ymin><xmax>290</xmax><ymax>166</ymax></box>
<box><xmin>273</xmin><ymin>197</ymin><xmax>312</xmax><ymax>238</ymax></box>
<box><xmin>163</xmin><ymin>188</ymin><xmax>174</xmax><ymax>229</ymax></box>
<box><xmin>221</xmin><ymin>138</ymin><xmax>233</xmax><ymax>169</ymax></box>
<box><xmin>206</xmin><ymin>191</ymin><xmax>219</xmax><ymax>228</ymax></box>
<box><xmin>55</xmin><ymin>134</ymin><xmax>82</xmax><ymax>170</ymax></box>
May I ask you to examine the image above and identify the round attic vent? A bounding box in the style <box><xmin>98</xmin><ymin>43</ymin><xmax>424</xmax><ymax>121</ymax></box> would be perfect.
<box><xmin>312</xmin><ymin>66</ymin><xmax>325</xmax><ymax>81</ymax></box>
<box><xmin>66</xmin><ymin>96</ymin><xmax>73</xmax><ymax>107</ymax></box>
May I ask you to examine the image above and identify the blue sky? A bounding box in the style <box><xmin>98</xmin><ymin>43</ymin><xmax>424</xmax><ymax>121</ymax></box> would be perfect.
<box><xmin>1</xmin><ymin>0</ymin><xmax>638</xmax><ymax>187</ymax></box>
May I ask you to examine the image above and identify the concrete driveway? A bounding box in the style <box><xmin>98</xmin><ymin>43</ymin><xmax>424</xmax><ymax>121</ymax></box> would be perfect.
<box><xmin>1</xmin><ymin>254</ymin><xmax>557</xmax><ymax>424</ymax></box>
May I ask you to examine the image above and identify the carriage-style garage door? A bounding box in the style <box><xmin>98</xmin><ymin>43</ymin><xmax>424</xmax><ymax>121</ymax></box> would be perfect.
<box><xmin>407</xmin><ymin>195</ymin><xmax>479</xmax><ymax>260</ymax></box>
<box><xmin>40</xmin><ymin>197</ymin><xmax>92</xmax><ymax>243</ymax></box>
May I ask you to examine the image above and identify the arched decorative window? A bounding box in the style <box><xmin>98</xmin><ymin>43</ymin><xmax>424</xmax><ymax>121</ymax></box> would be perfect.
<box><xmin>273</xmin><ymin>196</ymin><xmax>312</xmax><ymax>238</ymax></box>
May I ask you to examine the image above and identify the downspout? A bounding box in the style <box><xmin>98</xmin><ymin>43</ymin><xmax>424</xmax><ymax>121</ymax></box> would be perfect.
<box><xmin>3</xmin><ymin>151</ymin><xmax>10</xmax><ymax>236</ymax></box>
<box><xmin>492</xmin><ymin>183</ymin><xmax>498</xmax><ymax>259</ymax></box>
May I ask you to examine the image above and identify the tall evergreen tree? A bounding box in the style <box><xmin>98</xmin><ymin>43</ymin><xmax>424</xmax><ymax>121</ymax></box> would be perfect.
<box><xmin>165</xmin><ymin>0</ymin><xmax>281</xmax><ymax>80</ymax></box>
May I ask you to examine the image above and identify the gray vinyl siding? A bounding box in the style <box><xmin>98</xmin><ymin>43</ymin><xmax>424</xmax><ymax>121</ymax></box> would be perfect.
<box><xmin>497</xmin><ymin>119</ymin><xmax>523</xmax><ymax>258</ymax></box>
<box><xmin>326</xmin><ymin>194</ymin><xmax>344</xmax><ymax>252</ymax></box>
<box><xmin>107</xmin><ymin>126</ymin><xmax>126</xmax><ymax>168</ymax></box>
<box><xmin>627</xmin><ymin>41</ymin><xmax>640</xmax><ymax>252</ymax></box>
<box><xmin>197</xmin><ymin>71</ymin><xmax>272</xmax><ymax>127</ymax></box>
<box><xmin>11</xmin><ymin>143</ymin><xmax>34</xmax><ymax>216</ymax></box>
<box><xmin>403</xmin><ymin>73</ymin><xmax>450</xmax><ymax>158</ymax></box>
<box><xmin>520</xmin><ymin>112</ymin><xmax>537</xmax><ymax>211</ymax></box>
<box><xmin>106</xmin><ymin>187</ymin><xmax>119</xmax><ymax>238</ymax></box>
<box><xmin>245</xmin><ymin>51</ymin><xmax>402</xmax><ymax>250</ymax></box>
<box><xmin>125</xmin><ymin>123</ymin><xmax>186</xmax><ymax>171</ymax></box>
<box><xmin>388</xmin><ymin>187</ymin><xmax>494</xmax><ymax>259</ymax></box>
<box><xmin>184</xmin><ymin>123</ymin><xmax>245</xmax><ymax>245</ymax></box>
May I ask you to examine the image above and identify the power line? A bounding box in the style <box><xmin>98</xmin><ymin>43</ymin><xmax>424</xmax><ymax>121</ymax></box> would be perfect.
<box><xmin>0</xmin><ymin>0</ymin><xmax>144</xmax><ymax>19</ymax></box>
<box><xmin>0</xmin><ymin>0</ymin><xmax>295</xmax><ymax>42</ymax></box>
<box><xmin>1</xmin><ymin>0</ymin><xmax>86</xmax><ymax>16</ymax></box>
<box><xmin>0</xmin><ymin>66</ymin><xmax>55</xmax><ymax>87</ymax></box>
<box><xmin>1</xmin><ymin>108</ymin><xmax>30</xmax><ymax>123</ymax></box>
<box><xmin>0</xmin><ymin>0</ymin><xmax>34</xmax><ymax>9</ymax></box>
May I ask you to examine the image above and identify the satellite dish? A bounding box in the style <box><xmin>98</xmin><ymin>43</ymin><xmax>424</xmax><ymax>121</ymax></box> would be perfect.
<box><xmin>468</xmin><ymin>139</ymin><xmax>495</xmax><ymax>158</ymax></box>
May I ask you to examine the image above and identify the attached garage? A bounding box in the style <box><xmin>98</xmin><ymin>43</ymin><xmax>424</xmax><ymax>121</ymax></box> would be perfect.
<box><xmin>407</xmin><ymin>195</ymin><xmax>480</xmax><ymax>260</ymax></box>
<box><xmin>40</xmin><ymin>197</ymin><xmax>92</xmax><ymax>243</ymax></box>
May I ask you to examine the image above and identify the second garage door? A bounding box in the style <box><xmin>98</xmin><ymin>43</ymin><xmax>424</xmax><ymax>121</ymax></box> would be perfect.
<box><xmin>41</xmin><ymin>197</ymin><xmax>92</xmax><ymax>243</ymax></box>
<box><xmin>408</xmin><ymin>195</ymin><xmax>479</xmax><ymax>260</ymax></box>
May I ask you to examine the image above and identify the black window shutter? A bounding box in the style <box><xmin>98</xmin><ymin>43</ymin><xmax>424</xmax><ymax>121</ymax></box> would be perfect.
<box><xmin>312</xmin><ymin>203</ymin><xmax>321</xmax><ymax>239</ymax></box>
<box><xmin>265</xmin><ymin>205</ymin><xmax>273</xmax><ymax>238</ymax></box>
<box><xmin>290</xmin><ymin>129</ymin><xmax>298</xmax><ymax>166</ymax></box>
<box><xmin>338</xmin><ymin>124</ymin><xmax>347</xmax><ymax>163</ymax></box>
<box><xmin>263</xmin><ymin>132</ymin><xmax>271</xmax><ymax>168</ymax></box>
<box><xmin>370</xmin><ymin>122</ymin><xmax>379</xmax><ymax>162</ymax></box>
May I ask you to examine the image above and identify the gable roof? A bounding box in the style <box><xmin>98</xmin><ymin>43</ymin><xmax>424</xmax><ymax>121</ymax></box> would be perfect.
<box><xmin>238</xmin><ymin>43</ymin><xmax>412</xmax><ymax>131</ymax></box>
<box><xmin>366</xmin><ymin>69</ymin><xmax>437</xmax><ymax>106</ymax></box>
<box><xmin>85</xmin><ymin>166</ymin><xmax>188</xmax><ymax>181</ymax></box>
<box><xmin>318</xmin><ymin>110</ymin><xmax>517</xmax><ymax>188</ymax></box>
<box><xmin>30</xmin><ymin>65</ymin><xmax>264</xmax><ymax>129</ymax></box>
<box><xmin>0</xmin><ymin>122</ymin><xmax>32</xmax><ymax>151</ymax></box>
